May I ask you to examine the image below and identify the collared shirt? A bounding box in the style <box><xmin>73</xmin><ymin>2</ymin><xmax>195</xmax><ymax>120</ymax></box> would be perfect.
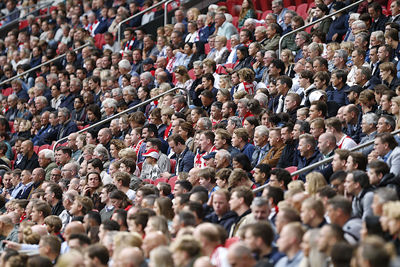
<box><xmin>383</xmin><ymin>149</ymin><xmax>393</xmax><ymax>163</ymax></box>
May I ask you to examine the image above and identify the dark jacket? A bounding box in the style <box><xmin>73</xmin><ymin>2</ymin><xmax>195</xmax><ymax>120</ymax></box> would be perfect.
<box><xmin>276</xmin><ymin>140</ymin><xmax>297</xmax><ymax>168</ymax></box>
<box><xmin>15</xmin><ymin>153</ymin><xmax>39</xmax><ymax>171</ymax></box>
<box><xmin>205</xmin><ymin>211</ymin><xmax>238</xmax><ymax>234</ymax></box>
<box><xmin>297</xmin><ymin>151</ymin><xmax>322</xmax><ymax>181</ymax></box>
<box><xmin>376</xmin><ymin>173</ymin><xmax>400</xmax><ymax>197</ymax></box>
<box><xmin>327</xmin><ymin>13</ymin><xmax>349</xmax><ymax>42</ymax></box>
<box><xmin>58</xmin><ymin>120</ymin><xmax>79</xmax><ymax>140</ymax></box>
<box><xmin>171</xmin><ymin>147</ymin><xmax>195</xmax><ymax>174</ymax></box>
<box><xmin>52</xmin><ymin>200</ymin><xmax>65</xmax><ymax>216</ymax></box>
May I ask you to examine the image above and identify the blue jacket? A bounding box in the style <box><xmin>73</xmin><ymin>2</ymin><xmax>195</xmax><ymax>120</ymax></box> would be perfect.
<box><xmin>59</xmin><ymin>94</ymin><xmax>75</xmax><ymax>110</ymax></box>
<box><xmin>297</xmin><ymin>151</ymin><xmax>322</xmax><ymax>181</ymax></box>
<box><xmin>327</xmin><ymin>14</ymin><xmax>349</xmax><ymax>42</ymax></box>
<box><xmin>58</xmin><ymin>120</ymin><xmax>78</xmax><ymax>140</ymax></box>
<box><xmin>32</xmin><ymin>124</ymin><xmax>52</xmax><ymax>146</ymax></box>
<box><xmin>240</xmin><ymin>143</ymin><xmax>255</xmax><ymax>162</ymax></box>
<box><xmin>326</xmin><ymin>84</ymin><xmax>349</xmax><ymax>107</ymax></box>
<box><xmin>172</xmin><ymin>147</ymin><xmax>195</xmax><ymax>174</ymax></box>
<box><xmin>205</xmin><ymin>211</ymin><xmax>238</xmax><ymax>234</ymax></box>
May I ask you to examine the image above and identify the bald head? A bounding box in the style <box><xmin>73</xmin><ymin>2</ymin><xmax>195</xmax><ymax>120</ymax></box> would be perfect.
<box><xmin>64</xmin><ymin>221</ymin><xmax>85</xmax><ymax>240</ymax></box>
<box><xmin>31</xmin><ymin>225</ymin><xmax>48</xmax><ymax>236</ymax></box>
<box><xmin>227</xmin><ymin>242</ymin><xmax>256</xmax><ymax>267</ymax></box>
<box><xmin>116</xmin><ymin>247</ymin><xmax>144</xmax><ymax>267</ymax></box>
<box><xmin>142</xmin><ymin>231</ymin><xmax>168</xmax><ymax>258</ymax></box>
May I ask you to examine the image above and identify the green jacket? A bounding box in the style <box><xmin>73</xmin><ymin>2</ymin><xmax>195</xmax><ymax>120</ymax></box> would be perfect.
<box><xmin>263</xmin><ymin>34</ymin><xmax>280</xmax><ymax>51</ymax></box>
<box><xmin>238</xmin><ymin>9</ymin><xmax>256</xmax><ymax>28</ymax></box>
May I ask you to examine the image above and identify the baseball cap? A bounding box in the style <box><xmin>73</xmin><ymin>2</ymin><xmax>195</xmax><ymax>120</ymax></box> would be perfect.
<box><xmin>143</xmin><ymin>148</ymin><xmax>159</xmax><ymax>159</ymax></box>
<box><xmin>143</xmin><ymin>58</ymin><xmax>154</xmax><ymax>65</ymax></box>
<box><xmin>344</xmin><ymin>85</ymin><xmax>362</xmax><ymax>94</ymax></box>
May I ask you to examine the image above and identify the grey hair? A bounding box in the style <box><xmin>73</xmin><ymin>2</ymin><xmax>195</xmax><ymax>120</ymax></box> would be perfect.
<box><xmin>94</xmin><ymin>144</ymin><xmax>110</xmax><ymax>161</ymax></box>
<box><xmin>118</xmin><ymin>59</ymin><xmax>131</xmax><ymax>70</ymax></box>
<box><xmin>362</xmin><ymin>113</ymin><xmax>378</xmax><ymax>126</ymax></box>
<box><xmin>122</xmin><ymin>86</ymin><xmax>135</xmax><ymax>95</ymax></box>
<box><xmin>112</xmin><ymin>87</ymin><xmax>123</xmax><ymax>96</ymax></box>
<box><xmin>230</xmin><ymin>34</ymin><xmax>239</xmax><ymax>41</ymax></box>
<box><xmin>103</xmin><ymin>98</ymin><xmax>118</xmax><ymax>110</ymax></box>
<box><xmin>111</xmin><ymin>118</ymin><xmax>120</xmax><ymax>126</ymax></box>
<box><xmin>244</xmin><ymin>18</ymin><xmax>257</xmax><ymax>26</ymax></box>
<box><xmin>39</xmin><ymin>149</ymin><xmax>54</xmax><ymax>161</ymax></box>
<box><xmin>374</xmin><ymin>188</ymin><xmax>398</xmax><ymax>203</ymax></box>
<box><xmin>238</xmin><ymin>98</ymin><xmax>249</xmax><ymax>107</ymax></box>
<box><xmin>334</xmin><ymin>49</ymin><xmax>348</xmax><ymax>61</ymax></box>
<box><xmin>216</xmin><ymin>149</ymin><xmax>231</xmax><ymax>162</ymax></box>
<box><xmin>58</xmin><ymin>107</ymin><xmax>71</xmax><ymax>118</ymax></box>
<box><xmin>228</xmin><ymin>116</ymin><xmax>242</xmax><ymax>128</ymax></box>
<box><xmin>254</xmin><ymin>93</ymin><xmax>268</xmax><ymax>107</ymax></box>
<box><xmin>67</xmin><ymin>162</ymin><xmax>80</xmax><ymax>174</ymax></box>
<box><xmin>140</xmin><ymin>71</ymin><xmax>154</xmax><ymax>82</ymax></box>
<box><xmin>352</xmin><ymin>20</ymin><xmax>366</xmax><ymax>30</ymax></box>
<box><xmin>36</xmin><ymin>96</ymin><xmax>48</xmax><ymax>105</ymax></box>
<box><xmin>198</xmin><ymin>117</ymin><xmax>212</xmax><ymax>130</ymax></box>
<box><xmin>255</xmin><ymin>26</ymin><xmax>267</xmax><ymax>34</ymax></box>
<box><xmin>46</xmin><ymin>73</ymin><xmax>58</xmax><ymax>81</ymax></box>
<box><xmin>371</xmin><ymin>30</ymin><xmax>385</xmax><ymax>44</ymax></box>
<box><xmin>193</xmin><ymin>61</ymin><xmax>203</xmax><ymax>68</ymax></box>
<box><xmin>198</xmin><ymin>14</ymin><xmax>207</xmax><ymax>23</ymax></box>
<box><xmin>251</xmin><ymin>197</ymin><xmax>269</xmax><ymax>208</ymax></box>
<box><xmin>8</xmin><ymin>94</ymin><xmax>17</xmax><ymax>101</ymax></box>
<box><xmin>272</xmin><ymin>0</ymin><xmax>283</xmax><ymax>7</ymax></box>
<box><xmin>35</xmin><ymin>82</ymin><xmax>46</xmax><ymax>92</ymax></box>
<box><xmin>356</xmin><ymin>32</ymin><xmax>369</xmax><ymax>44</ymax></box>
<box><xmin>254</xmin><ymin>125</ymin><xmax>269</xmax><ymax>137</ymax></box>
<box><xmin>349</xmin><ymin>13</ymin><xmax>360</xmax><ymax>20</ymax></box>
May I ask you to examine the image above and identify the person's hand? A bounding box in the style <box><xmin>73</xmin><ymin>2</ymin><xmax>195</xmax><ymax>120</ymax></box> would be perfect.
<box><xmin>368</xmin><ymin>150</ymin><xmax>379</xmax><ymax>163</ymax></box>
<box><xmin>195</xmin><ymin>84</ymin><xmax>204</xmax><ymax>92</ymax></box>
<box><xmin>332</xmin><ymin>33</ymin><xmax>338</xmax><ymax>41</ymax></box>
<box><xmin>3</xmin><ymin>241</ymin><xmax>21</xmax><ymax>250</ymax></box>
<box><xmin>225</xmin><ymin>68</ymin><xmax>233</xmax><ymax>73</ymax></box>
<box><xmin>82</xmin><ymin>185</ymin><xmax>91</xmax><ymax>196</ymax></box>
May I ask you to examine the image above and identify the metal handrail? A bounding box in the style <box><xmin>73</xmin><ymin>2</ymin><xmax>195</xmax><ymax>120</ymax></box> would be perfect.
<box><xmin>0</xmin><ymin>164</ymin><xmax>11</xmax><ymax>171</ymax></box>
<box><xmin>117</xmin><ymin>0</ymin><xmax>170</xmax><ymax>45</ymax></box>
<box><xmin>0</xmin><ymin>43</ymin><xmax>90</xmax><ymax>87</ymax></box>
<box><xmin>253</xmin><ymin>129</ymin><xmax>400</xmax><ymax>193</ymax></box>
<box><xmin>164</xmin><ymin>0</ymin><xmax>174</xmax><ymax>26</ymax></box>
<box><xmin>52</xmin><ymin>87</ymin><xmax>184</xmax><ymax>152</ymax></box>
<box><xmin>278</xmin><ymin>0</ymin><xmax>364</xmax><ymax>59</ymax></box>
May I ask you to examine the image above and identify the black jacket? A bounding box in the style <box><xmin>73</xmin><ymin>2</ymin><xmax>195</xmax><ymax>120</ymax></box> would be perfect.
<box><xmin>205</xmin><ymin>211</ymin><xmax>238</xmax><ymax>234</ymax></box>
<box><xmin>377</xmin><ymin>173</ymin><xmax>400</xmax><ymax>197</ymax></box>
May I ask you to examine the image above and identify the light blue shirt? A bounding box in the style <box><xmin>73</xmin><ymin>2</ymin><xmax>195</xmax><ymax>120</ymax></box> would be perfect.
<box><xmin>275</xmin><ymin>250</ymin><xmax>303</xmax><ymax>267</ymax></box>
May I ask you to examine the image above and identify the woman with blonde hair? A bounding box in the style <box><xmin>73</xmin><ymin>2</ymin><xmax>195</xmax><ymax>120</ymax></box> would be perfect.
<box><xmin>238</xmin><ymin>0</ymin><xmax>256</xmax><ymax>28</ymax></box>
<box><xmin>187</xmin><ymin>7</ymin><xmax>200</xmax><ymax>21</ymax></box>
<box><xmin>218</xmin><ymin>75</ymin><xmax>232</xmax><ymax>91</ymax></box>
<box><xmin>326</xmin><ymin>42</ymin><xmax>340</xmax><ymax>71</ymax></box>
<box><xmin>281</xmin><ymin>49</ymin><xmax>295</xmax><ymax>78</ymax></box>
<box><xmin>305</xmin><ymin>172</ymin><xmax>327</xmax><ymax>196</ymax></box>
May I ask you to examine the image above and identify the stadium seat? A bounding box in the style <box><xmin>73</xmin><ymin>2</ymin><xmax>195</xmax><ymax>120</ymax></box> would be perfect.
<box><xmin>188</xmin><ymin>69</ymin><xmax>195</xmax><ymax>80</ymax></box>
<box><xmin>9</xmin><ymin>121</ymin><xmax>14</xmax><ymax>134</ymax></box>
<box><xmin>205</xmin><ymin>43</ymin><xmax>210</xmax><ymax>54</ymax></box>
<box><xmin>294</xmin><ymin>0</ymin><xmax>305</xmax><ymax>6</ymax></box>
<box><xmin>256</xmin><ymin>10</ymin><xmax>263</xmax><ymax>20</ymax></box>
<box><xmin>287</xmin><ymin>6</ymin><xmax>296</xmax><ymax>11</ymax></box>
<box><xmin>296</xmin><ymin>3</ymin><xmax>308</xmax><ymax>20</ymax></box>
<box><xmin>226</xmin><ymin>39</ymin><xmax>231</xmax><ymax>50</ymax></box>
<box><xmin>261</xmin><ymin>10</ymin><xmax>272</xmax><ymax>20</ymax></box>
<box><xmin>94</xmin><ymin>34</ymin><xmax>106</xmax><ymax>50</ymax></box>
<box><xmin>170</xmin><ymin>159</ymin><xmax>176</xmax><ymax>174</ymax></box>
<box><xmin>33</xmin><ymin>146</ymin><xmax>39</xmax><ymax>154</ymax></box>
<box><xmin>19</xmin><ymin>20</ymin><xmax>29</xmax><ymax>30</ymax></box>
<box><xmin>137</xmin><ymin>162</ymin><xmax>143</xmax><ymax>172</ymax></box>
<box><xmin>154</xmin><ymin>177</ymin><xmax>168</xmax><ymax>185</ymax></box>
<box><xmin>39</xmin><ymin>144</ymin><xmax>50</xmax><ymax>152</ymax></box>
<box><xmin>285</xmin><ymin>166</ymin><xmax>299</xmax><ymax>180</ymax></box>
<box><xmin>308</xmin><ymin>2</ymin><xmax>315</xmax><ymax>9</ymax></box>
<box><xmin>2</xmin><ymin>87</ymin><xmax>13</xmax><ymax>97</ymax></box>
<box><xmin>259</xmin><ymin>0</ymin><xmax>271</xmax><ymax>11</ymax></box>
<box><xmin>283</xmin><ymin>0</ymin><xmax>292</xmax><ymax>8</ymax></box>
<box><xmin>232</xmin><ymin>16</ymin><xmax>239</xmax><ymax>28</ymax></box>
<box><xmin>168</xmin><ymin>176</ymin><xmax>178</xmax><ymax>190</ymax></box>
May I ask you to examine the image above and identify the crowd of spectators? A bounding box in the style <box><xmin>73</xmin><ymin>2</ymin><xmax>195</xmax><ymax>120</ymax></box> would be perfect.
<box><xmin>0</xmin><ymin>0</ymin><xmax>400</xmax><ymax>266</ymax></box>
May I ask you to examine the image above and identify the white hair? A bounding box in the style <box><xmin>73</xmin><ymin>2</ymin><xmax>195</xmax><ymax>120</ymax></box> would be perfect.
<box><xmin>118</xmin><ymin>59</ymin><xmax>131</xmax><ymax>70</ymax></box>
<box><xmin>39</xmin><ymin>149</ymin><xmax>55</xmax><ymax>161</ymax></box>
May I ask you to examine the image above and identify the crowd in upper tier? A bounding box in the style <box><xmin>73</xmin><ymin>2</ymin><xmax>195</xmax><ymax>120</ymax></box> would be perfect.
<box><xmin>1</xmin><ymin>0</ymin><xmax>400</xmax><ymax>266</ymax></box>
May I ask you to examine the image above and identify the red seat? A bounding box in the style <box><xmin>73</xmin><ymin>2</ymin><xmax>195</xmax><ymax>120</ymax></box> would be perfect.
<box><xmin>283</xmin><ymin>0</ymin><xmax>292</xmax><ymax>8</ymax></box>
<box><xmin>216</xmin><ymin>65</ymin><xmax>228</xmax><ymax>75</ymax></box>
<box><xmin>188</xmin><ymin>69</ymin><xmax>195</xmax><ymax>80</ymax></box>
<box><xmin>205</xmin><ymin>43</ymin><xmax>210</xmax><ymax>54</ymax></box>
<box><xmin>261</xmin><ymin>10</ymin><xmax>272</xmax><ymax>20</ymax></box>
<box><xmin>232</xmin><ymin>16</ymin><xmax>239</xmax><ymax>28</ymax></box>
<box><xmin>383</xmin><ymin>7</ymin><xmax>390</xmax><ymax>16</ymax></box>
<box><xmin>259</xmin><ymin>0</ymin><xmax>271</xmax><ymax>11</ymax></box>
<box><xmin>19</xmin><ymin>19</ymin><xmax>28</xmax><ymax>30</ymax></box>
<box><xmin>226</xmin><ymin>39</ymin><xmax>231</xmax><ymax>50</ymax></box>
<box><xmin>170</xmin><ymin>159</ymin><xmax>176</xmax><ymax>174</ymax></box>
<box><xmin>39</xmin><ymin>144</ymin><xmax>50</xmax><ymax>152</ymax></box>
<box><xmin>2</xmin><ymin>87</ymin><xmax>13</xmax><ymax>97</ymax></box>
<box><xmin>168</xmin><ymin>176</ymin><xmax>178</xmax><ymax>190</ymax></box>
<box><xmin>256</xmin><ymin>10</ymin><xmax>263</xmax><ymax>20</ymax></box>
<box><xmin>296</xmin><ymin>3</ymin><xmax>308</xmax><ymax>20</ymax></box>
<box><xmin>287</xmin><ymin>5</ymin><xmax>296</xmax><ymax>11</ymax></box>
<box><xmin>308</xmin><ymin>2</ymin><xmax>315</xmax><ymax>9</ymax></box>
<box><xmin>285</xmin><ymin>166</ymin><xmax>299</xmax><ymax>180</ymax></box>
<box><xmin>33</xmin><ymin>146</ymin><xmax>39</xmax><ymax>154</ymax></box>
<box><xmin>94</xmin><ymin>34</ymin><xmax>106</xmax><ymax>50</ymax></box>
<box><xmin>50</xmin><ymin>6</ymin><xmax>58</xmax><ymax>12</ymax></box>
<box><xmin>172</xmin><ymin>72</ymin><xmax>177</xmax><ymax>85</ymax></box>
<box><xmin>154</xmin><ymin>177</ymin><xmax>168</xmax><ymax>185</ymax></box>
<box><xmin>294</xmin><ymin>0</ymin><xmax>305</xmax><ymax>6</ymax></box>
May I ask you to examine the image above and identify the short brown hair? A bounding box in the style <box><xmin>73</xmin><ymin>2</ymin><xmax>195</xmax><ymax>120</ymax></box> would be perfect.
<box><xmin>231</xmin><ymin>186</ymin><xmax>254</xmax><ymax>207</ymax></box>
